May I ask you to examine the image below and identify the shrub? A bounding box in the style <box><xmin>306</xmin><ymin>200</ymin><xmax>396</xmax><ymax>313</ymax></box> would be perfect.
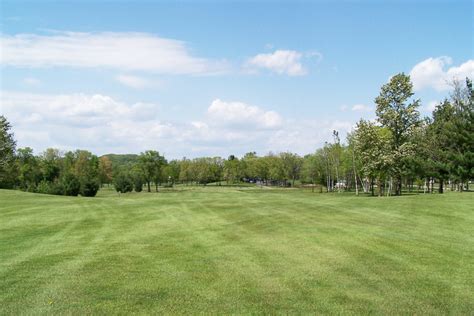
<box><xmin>36</xmin><ymin>180</ymin><xmax>63</xmax><ymax>195</ymax></box>
<box><xmin>61</xmin><ymin>173</ymin><xmax>81</xmax><ymax>196</ymax></box>
<box><xmin>81</xmin><ymin>177</ymin><xmax>100</xmax><ymax>197</ymax></box>
<box><xmin>36</xmin><ymin>180</ymin><xmax>50</xmax><ymax>194</ymax></box>
<box><xmin>133</xmin><ymin>176</ymin><xmax>144</xmax><ymax>192</ymax></box>
<box><xmin>114</xmin><ymin>172</ymin><xmax>133</xmax><ymax>193</ymax></box>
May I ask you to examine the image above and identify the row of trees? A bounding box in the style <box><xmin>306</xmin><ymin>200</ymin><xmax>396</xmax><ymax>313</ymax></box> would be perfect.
<box><xmin>0</xmin><ymin>138</ymin><xmax>101</xmax><ymax>196</ymax></box>
<box><xmin>1</xmin><ymin>74</ymin><xmax>472</xmax><ymax>197</ymax></box>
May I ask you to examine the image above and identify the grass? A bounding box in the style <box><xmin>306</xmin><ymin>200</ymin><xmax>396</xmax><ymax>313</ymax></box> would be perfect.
<box><xmin>0</xmin><ymin>187</ymin><xmax>473</xmax><ymax>314</ymax></box>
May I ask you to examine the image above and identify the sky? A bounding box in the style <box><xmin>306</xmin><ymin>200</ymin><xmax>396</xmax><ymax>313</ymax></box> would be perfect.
<box><xmin>0</xmin><ymin>0</ymin><xmax>473</xmax><ymax>159</ymax></box>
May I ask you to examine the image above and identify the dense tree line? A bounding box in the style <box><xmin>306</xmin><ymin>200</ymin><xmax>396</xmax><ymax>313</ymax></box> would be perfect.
<box><xmin>0</xmin><ymin>74</ymin><xmax>472</xmax><ymax>197</ymax></box>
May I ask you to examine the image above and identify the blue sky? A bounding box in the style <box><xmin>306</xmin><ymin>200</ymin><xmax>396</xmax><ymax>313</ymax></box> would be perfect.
<box><xmin>1</xmin><ymin>0</ymin><xmax>472</xmax><ymax>158</ymax></box>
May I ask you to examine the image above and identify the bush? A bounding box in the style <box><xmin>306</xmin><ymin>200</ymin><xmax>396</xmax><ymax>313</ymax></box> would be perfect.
<box><xmin>133</xmin><ymin>176</ymin><xmax>144</xmax><ymax>192</ymax></box>
<box><xmin>49</xmin><ymin>182</ymin><xmax>65</xmax><ymax>195</ymax></box>
<box><xmin>61</xmin><ymin>173</ymin><xmax>81</xmax><ymax>196</ymax></box>
<box><xmin>81</xmin><ymin>177</ymin><xmax>100</xmax><ymax>197</ymax></box>
<box><xmin>36</xmin><ymin>180</ymin><xmax>50</xmax><ymax>194</ymax></box>
<box><xmin>36</xmin><ymin>180</ymin><xmax>64</xmax><ymax>195</ymax></box>
<box><xmin>114</xmin><ymin>172</ymin><xmax>133</xmax><ymax>193</ymax></box>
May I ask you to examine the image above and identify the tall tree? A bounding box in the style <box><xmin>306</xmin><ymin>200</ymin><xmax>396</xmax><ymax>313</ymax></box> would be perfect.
<box><xmin>73</xmin><ymin>150</ymin><xmax>100</xmax><ymax>197</ymax></box>
<box><xmin>41</xmin><ymin>148</ymin><xmax>62</xmax><ymax>182</ymax></box>
<box><xmin>375</xmin><ymin>73</ymin><xmax>420</xmax><ymax>195</ymax></box>
<box><xmin>138</xmin><ymin>150</ymin><xmax>166</xmax><ymax>192</ymax></box>
<box><xmin>353</xmin><ymin>120</ymin><xmax>393</xmax><ymax>196</ymax></box>
<box><xmin>426</xmin><ymin>100</ymin><xmax>455</xmax><ymax>193</ymax></box>
<box><xmin>301</xmin><ymin>153</ymin><xmax>324</xmax><ymax>192</ymax></box>
<box><xmin>0</xmin><ymin>116</ymin><xmax>17</xmax><ymax>188</ymax></box>
<box><xmin>280</xmin><ymin>152</ymin><xmax>302</xmax><ymax>187</ymax></box>
<box><xmin>223</xmin><ymin>155</ymin><xmax>242</xmax><ymax>184</ymax></box>
<box><xmin>17</xmin><ymin>147</ymin><xmax>42</xmax><ymax>191</ymax></box>
<box><xmin>98</xmin><ymin>156</ymin><xmax>113</xmax><ymax>186</ymax></box>
<box><xmin>448</xmin><ymin>78</ymin><xmax>474</xmax><ymax>190</ymax></box>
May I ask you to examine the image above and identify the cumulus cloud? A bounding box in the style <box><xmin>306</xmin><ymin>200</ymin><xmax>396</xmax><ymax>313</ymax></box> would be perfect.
<box><xmin>351</xmin><ymin>104</ymin><xmax>371</xmax><ymax>112</ymax></box>
<box><xmin>207</xmin><ymin>99</ymin><xmax>282</xmax><ymax>129</ymax></box>
<box><xmin>409</xmin><ymin>57</ymin><xmax>474</xmax><ymax>91</ymax></box>
<box><xmin>0</xmin><ymin>31</ymin><xmax>228</xmax><ymax>75</ymax></box>
<box><xmin>1</xmin><ymin>91</ymin><xmax>352</xmax><ymax>158</ymax></box>
<box><xmin>245</xmin><ymin>50</ymin><xmax>319</xmax><ymax>76</ymax></box>
<box><xmin>116</xmin><ymin>74</ymin><xmax>155</xmax><ymax>89</ymax></box>
<box><xmin>23</xmin><ymin>77</ymin><xmax>41</xmax><ymax>85</ymax></box>
<box><xmin>0</xmin><ymin>91</ymin><xmax>159</xmax><ymax>127</ymax></box>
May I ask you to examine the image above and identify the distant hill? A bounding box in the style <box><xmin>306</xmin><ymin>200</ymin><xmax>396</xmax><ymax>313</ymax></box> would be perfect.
<box><xmin>101</xmin><ymin>154</ymin><xmax>139</xmax><ymax>167</ymax></box>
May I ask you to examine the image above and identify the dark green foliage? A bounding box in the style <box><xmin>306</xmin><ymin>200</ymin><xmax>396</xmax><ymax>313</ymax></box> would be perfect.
<box><xmin>101</xmin><ymin>154</ymin><xmax>139</xmax><ymax>167</ymax></box>
<box><xmin>61</xmin><ymin>173</ymin><xmax>81</xmax><ymax>196</ymax></box>
<box><xmin>133</xmin><ymin>176</ymin><xmax>143</xmax><ymax>192</ymax></box>
<box><xmin>138</xmin><ymin>150</ymin><xmax>166</xmax><ymax>192</ymax></box>
<box><xmin>80</xmin><ymin>177</ymin><xmax>100</xmax><ymax>197</ymax></box>
<box><xmin>36</xmin><ymin>180</ymin><xmax>64</xmax><ymax>195</ymax></box>
<box><xmin>0</xmin><ymin>116</ymin><xmax>17</xmax><ymax>188</ymax></box>
<box><xmin>375</xmin><ymin>73</ymin><xmax>421</xmax><ymax>195</ymax></box>
<box><xmin>114</xmin><ymin>172</ymin><xmax>134</xmax><ymax>193</ymax></box>
<box><xmin>16</xmin><ymin>147</ymin><xmax>42</xmax><ymax>191</ymax></box>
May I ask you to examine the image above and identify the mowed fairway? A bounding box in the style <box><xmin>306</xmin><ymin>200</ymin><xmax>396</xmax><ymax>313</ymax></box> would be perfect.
<box><xmin>0</xmin><ymin>187</ymin><xmax>473</xmax><ymax>314</ymax></box>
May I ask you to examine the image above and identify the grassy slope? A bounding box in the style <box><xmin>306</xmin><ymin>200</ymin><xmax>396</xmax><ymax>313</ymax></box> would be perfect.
<box><xmin>0</xmin><ymin>187</ymin><xmax>473</xmax><ymax>314</ymax></box>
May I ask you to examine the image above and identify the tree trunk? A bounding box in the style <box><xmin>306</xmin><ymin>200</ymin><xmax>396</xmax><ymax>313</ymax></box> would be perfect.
<box><xmin>439</xmin><ymin>179</ymin><xmax>444</xmax><ymax>194</ymax></box>
<box><xmin>396</xmin><ymin>176</ymin><xmax>402</xmax><ymax>195</ymax></box>
<box><xmin>147</xmin><ymin>181</ymin><xmax>151</xmax><ymax>192</ymax></box>
<box><xmin>352</xmin><ymin>149</ymin><xmax>358</xmax><ymax>196</ymax></box>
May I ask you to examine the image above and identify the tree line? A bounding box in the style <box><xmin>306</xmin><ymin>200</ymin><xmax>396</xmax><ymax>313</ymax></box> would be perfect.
<box><xmin>0</xmin><ymin>73</ymin><xmax>472</xmax><ymax>197</ymax></box>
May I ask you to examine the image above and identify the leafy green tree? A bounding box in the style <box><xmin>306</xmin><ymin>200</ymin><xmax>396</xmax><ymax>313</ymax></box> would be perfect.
<box><xmin>301</xmin><ymin>153</ymin><xmax>324</xmax><ymax>192</ymax></box>
<box><xmin>267</xmin><ymin>154</ymin><xmax>285</xmax><ymax>185</ymax></box>
<box><xmin>133</xmin><ymin>175</ymin><xmax>144</xmax><ymax>192</ymax></box>
<box><xmin>114</xmin><ymin>171</ymin><xmax>134</xmax><ymax>193</ymax></box>
<box><xmin>353</xmin><ymin>120</ymin><xmax>393</xmax><ymax>196</ymax></box>
<box><xmin>138</xmin><ymin>150</ymin><xmax>166</xmax><ymax>192</ymax></box>
<box><xmin>241</xmin><ymin>152</ymin><xmax>258</xmax><ymax>180</ymax></box>
<box><xmin>61</xmin><ymin>173</ymin><xmax>81</xmax><ymax>196</ymax></box>
<box><xmin>163</xmin><ymin>160</ymin><xmax>181</xmax><ymax>186</ymax></box>
<box><xmin>17</xmin><ymin>147</ymin><xmax>42</xmax><ymax>191</ymax></box>
<box><xmin>280</xmin><ymin>152</ymin><xmax>303</xmax><ymax>187</ymax></box>
<box><xmin>99</xmin><ymin>156</ymin><xmax>113</xmax><ymax>186</ymax></box>
<box><xmin>40</xmin><ymin>148</ymin><xmax>61</xmax><ymax>182</ymax></box>
<box><xmin>0</xmin><ymin>116</ymin><xmax>17</xmax><ymax>188</ymax></box>
<box><xmin>425</xmin><ymin>100</ymin><xmax>455</xmax><ymax>193</ymax></box>
<box><xmin>224</xmin><ymin>155</ymin><xmax>242</xmax><ymax>184</ymax></box>
<box><xmin>375</xmin><ymin>73</ymin><xmax>421</xmax><ymax>195</ymax></box>
<box><xmin>72</xmin><ymin>150</ymin><xmax>100</xmax><ymax>197</ymax></box>
<box><xmin>448</xmin><ymin>78</ymin><xmax>473</xmax><ymax>190</ymax></box>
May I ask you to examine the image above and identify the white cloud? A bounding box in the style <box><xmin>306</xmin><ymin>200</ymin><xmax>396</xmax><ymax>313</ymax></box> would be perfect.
<box><xmin>0</xmin><ymin>91</ymin><xmax>159</xmax><ymax>128</ymax></box>
<box><xmin>0</xmin><ymin>91</ymin><xmax>352</xmax><ymax>158</ymax></box>
<box><xmin>116</xmin><ymin>74</ymin><xmax>153</xmax><ymax>89</ymax></box>
<box><xmin>23</xmin><ymin>77</ymin><xmax>41</xmax><ymax>85</ymax></box>
<box><xmin>425</xmin><ymin>100</ymin><xmax>439</xmax><ymax>112</ymax></box>
<box><xmin>409</xmin><ymin>57</ymin><xmax>474</xmax><ymax>91</ymax></box>
<box><xmin>245</xmin><ymin>50</ymin><xmax>310</xmax><ymax>76</ymax></box>
<box><xmin>0</xmin><ymin>31</ymin><xmax>228</xmax><ymax>75</ymax></box>
<box><xmin>207</xmin><ymin>99</ymin><xmax>282</xmax><ymax>129</ymax></box>
<box><xmin>351</xmin><ymin>104</ymin><xmax>371</xmax><ymax>112</ymax></box>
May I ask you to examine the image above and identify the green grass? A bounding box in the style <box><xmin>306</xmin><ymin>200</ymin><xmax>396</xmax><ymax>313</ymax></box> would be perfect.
<box><xmin>1</xmin><ymin>187</ymin><xmax>473</xmax><ymax>314</ymax></box>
